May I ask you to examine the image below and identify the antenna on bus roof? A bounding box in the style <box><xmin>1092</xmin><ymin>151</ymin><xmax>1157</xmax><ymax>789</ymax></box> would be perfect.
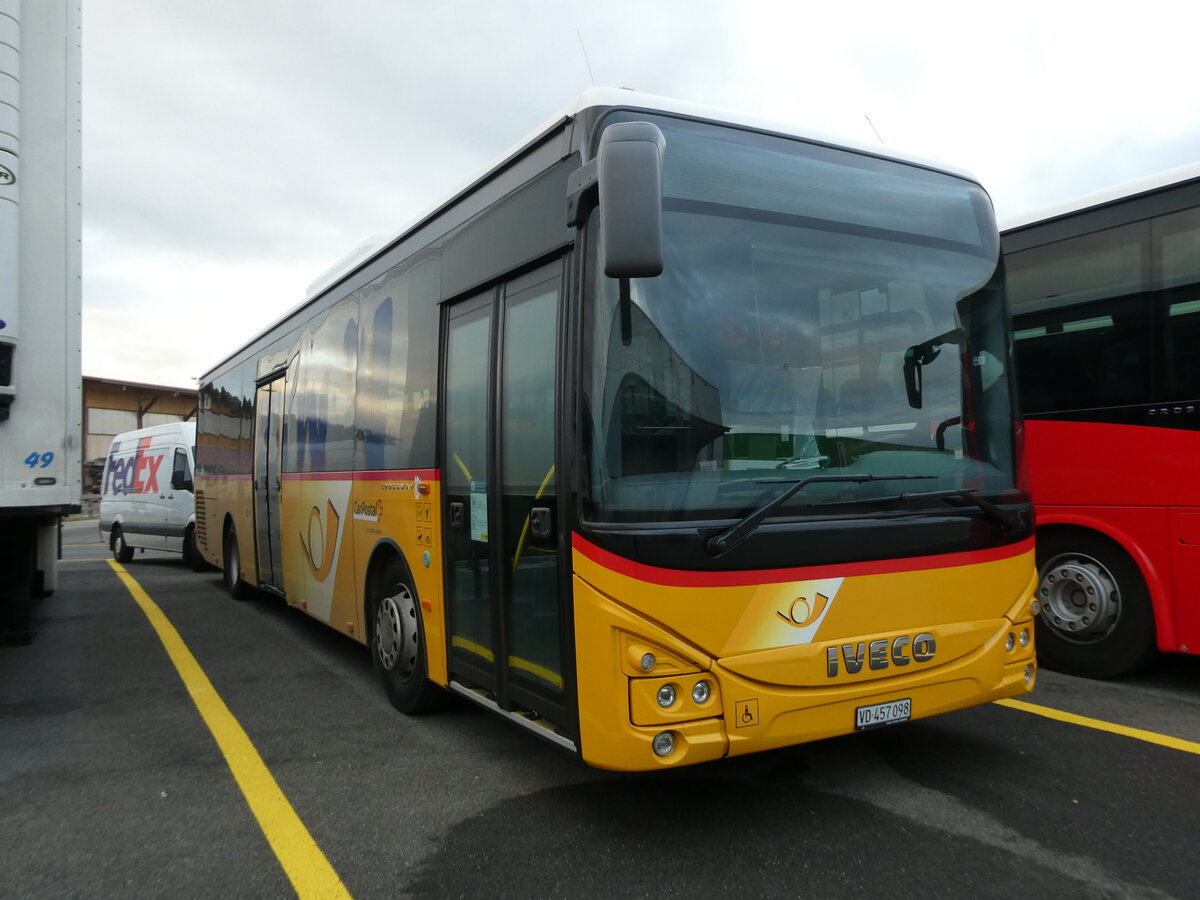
<box><xmin>865</xmin><ymin>115</ymin><xmax>885</xmax><ymax>145</ymax></box>
<box><xmin>577</xmin><ymin>31</ymin><xmax>596</xmax><ymax>87</ymax></box>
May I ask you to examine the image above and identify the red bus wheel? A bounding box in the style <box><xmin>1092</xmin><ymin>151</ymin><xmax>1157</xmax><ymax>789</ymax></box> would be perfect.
<box><xmin>1034</xmin><ymin>531</ymin><xmax>1157</xmax><ymax>678</ymax></box>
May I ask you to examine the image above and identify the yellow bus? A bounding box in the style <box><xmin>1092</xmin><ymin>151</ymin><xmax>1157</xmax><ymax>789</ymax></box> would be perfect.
<box><xmin>195</xmin><ymin>89</ymin><xmax>1037</xmax><ymax>771</ymax></box>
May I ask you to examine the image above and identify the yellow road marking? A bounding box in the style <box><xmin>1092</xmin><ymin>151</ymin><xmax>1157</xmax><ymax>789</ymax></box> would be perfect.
<box><xmin>107</xmin><ymin>560</ymin><xmax>351</xmax><ymax>899</ymax></box>
<box><xmin>996</xmin><ymin>697</ymin><xmax>1200</xmax><ymax>756</ymax></box>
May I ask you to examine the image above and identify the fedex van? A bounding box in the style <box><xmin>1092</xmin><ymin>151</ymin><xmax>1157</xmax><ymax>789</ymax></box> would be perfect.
<box><xmin>99</xmin><ymin>422</ymin><xmax>197</xmax><ymax>564</ymax></box>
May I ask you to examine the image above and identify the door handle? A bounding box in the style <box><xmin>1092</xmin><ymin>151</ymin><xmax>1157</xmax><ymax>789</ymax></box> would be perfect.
<box><xmin>530</xmin><ymin>507</ymin><xmax>552</xmax><ymax>540</ymax></box>
<box><xmin>449</xmin><ymin>501</ymin><xmax>465</xmax><ymax>530</ymax></box>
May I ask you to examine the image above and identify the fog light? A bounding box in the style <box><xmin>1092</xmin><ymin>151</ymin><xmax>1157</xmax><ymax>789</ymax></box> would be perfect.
<box><xmin>640</xmin><ymin>653</ymin><xmax>656</xmax><ymax>672</ymax></box>
<box><xmin>1005</xmin><ymin>633</ymin><xmax>1015</xmax><ymax>652</ymax></box>
<box><xmin>691</xmin><ymin>680</ymin><xmax>711</xmax><ymax>704</ymax></box>
<box><xmin>1019</xmin><ymin>628</ymin><xmax>1030</xmax><ymax>648</ymax></box>
<box><xmin>656</xmin><ymin>683</ymin><xmax>677</xmax><ymax>708</ymax></box>
<box><xmin>1024</xmin><ymin>664</ymin><xmax>1034</xmax><ymax>685</ymax></box>
<box><xmin>652</xmin><ymin>731</ymin><xmax>675</xmax><ymax>757</ymax></box>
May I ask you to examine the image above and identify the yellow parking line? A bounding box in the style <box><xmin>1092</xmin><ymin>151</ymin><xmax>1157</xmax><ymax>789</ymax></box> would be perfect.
<box><xmin>107</xmin><ymin>560</ymin><xmax>351</xmax><ymax>899</ymax></box>
<box><xmin>996</xmin><ymin>697</ymin><xmax>1200</xmax><ymax>756</ymax></box>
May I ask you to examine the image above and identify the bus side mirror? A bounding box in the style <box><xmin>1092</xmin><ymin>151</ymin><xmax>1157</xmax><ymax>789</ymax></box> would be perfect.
<box><xmin>597</xmin><ymin>121</ymin><xmax>666</xmax><ymax>278</ymax></box>
<box><xmin>903</xmin><ymin>328</ymin><xmax>963</xmax><ymax>409</ymax></box>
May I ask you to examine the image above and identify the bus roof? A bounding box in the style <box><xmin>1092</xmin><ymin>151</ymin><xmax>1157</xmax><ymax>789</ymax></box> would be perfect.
<box><xmin>302</xmin><ymin>88</ymin><xmax>983</xmax><ymax>302</ymax></box>
<box><xmin>206</xmin><ymin>88</ymin><xmax>985</xmax><ymax>383</ymax></box>
<box><xmin>1001</xmin><ymin>160</ymin><xmax>1200</xmax><ymax>234</ymax></box>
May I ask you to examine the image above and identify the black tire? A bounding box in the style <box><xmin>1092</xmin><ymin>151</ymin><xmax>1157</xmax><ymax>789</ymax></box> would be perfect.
<box><xmin>112</xmin><ymin>526</ymin><xmax>134</xmax><ymax>563</ymax></box>
<box><xmin>370</xmin><ymin>556</ymin><xmax>441</xmax><ymax>714</ymax></box>
<box><xmin>223</xmin><ymin>526</ymin><xmax>250</xmax><ymax>600</ymax></box>
<box><xmin>183</xmin><ymin>525</ymin><xmax>207</xmax><ymax>571</ymax></box>
<box><xmin>0</xmin><ymin>574</ymin><xmax>33</xmax><ymax>645</ymax></box>
<box><xmin>1034</xmin><ymin>530</ymin><xmax>1158</xmax><ymax>678</ymax></box>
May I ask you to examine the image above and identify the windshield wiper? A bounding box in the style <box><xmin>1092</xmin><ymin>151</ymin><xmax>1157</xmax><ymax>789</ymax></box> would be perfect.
<box><xmin>706</xmin><ymin>473</ymin><xmax>935</xmax><ymax>557</ymax></box>
<box><xmin>895</xmin><ymin>488</ymin><xmax>1026</xmax><ymax>533</ymax></box>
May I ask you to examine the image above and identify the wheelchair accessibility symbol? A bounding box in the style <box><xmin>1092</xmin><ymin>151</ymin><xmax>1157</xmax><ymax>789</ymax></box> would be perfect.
<box><xmin>735</xmin><ymin>699</ymin><xmax>759</xmax><ymax>728</ymax></box>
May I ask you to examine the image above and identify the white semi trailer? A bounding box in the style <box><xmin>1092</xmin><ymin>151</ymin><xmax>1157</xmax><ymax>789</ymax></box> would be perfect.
<box><xmin>0</xmin><ymin>0</ymin><xmax>82</xmax><ymax>642</ymax></box>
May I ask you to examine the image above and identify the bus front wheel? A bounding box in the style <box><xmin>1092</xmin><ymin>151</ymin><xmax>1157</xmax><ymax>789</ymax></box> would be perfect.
<box><xmin>371</xmin><ymin>557</ymin><xmax>440</xmax><ymax>714</ymax></box>
<box><xmin>1034</xmin><ymin>531</ymin><xmax>1157</xmax><ymax>678</ymax></box>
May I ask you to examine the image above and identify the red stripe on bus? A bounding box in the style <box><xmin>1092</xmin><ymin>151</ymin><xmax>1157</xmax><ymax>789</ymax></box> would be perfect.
<box><xmin>276</xmin><ymin>469</ymin><xmax>441</xmax><ymax>483</ymax></box>
<box><xmin>355</xmin><ymin>469</ymin><xmax>439</xmax><ymax>482</ymax></box>
<box><xmin>572</xmin><ymin>532</ymin><xmax>1034</xmax><ymax>587</ymax></box>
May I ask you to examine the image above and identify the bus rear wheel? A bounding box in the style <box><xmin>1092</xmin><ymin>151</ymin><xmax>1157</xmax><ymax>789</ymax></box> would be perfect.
<box><xmin>371</xmin><ymin>557</ymin><xmax>440</xmax><ymax>714</ymax></box>
<box><xmin>223</xmin><ymin>526</ymin><xmax>250</xmax><ymax>600</ymax></box>
<box><xmin>1034</xmin><ymin>531</ymin><xmax>1157</xmax><ymax>678</ymax></box>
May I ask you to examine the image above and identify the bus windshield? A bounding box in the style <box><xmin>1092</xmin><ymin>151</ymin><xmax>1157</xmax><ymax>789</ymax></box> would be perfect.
<box><xmin>582</xmin><ymin>116</ymin><xmax>1015</xmax><ymax>524</ymax></box>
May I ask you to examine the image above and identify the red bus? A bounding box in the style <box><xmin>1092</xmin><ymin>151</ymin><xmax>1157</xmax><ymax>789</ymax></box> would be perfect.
<box><xmin>1003</xmin><ymin>163</ymin><xmax>1200</xmax><ymax>677</ymax></box>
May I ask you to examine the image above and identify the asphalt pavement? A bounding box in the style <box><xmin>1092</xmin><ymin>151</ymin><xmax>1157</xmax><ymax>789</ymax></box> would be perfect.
<box><xmin>1</xmin><ymin>518</ymin><xmax>1197</xmax><ymax>898</ymax></box>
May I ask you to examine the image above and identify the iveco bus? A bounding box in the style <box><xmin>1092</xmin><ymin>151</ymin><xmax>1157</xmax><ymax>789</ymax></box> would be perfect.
<box><xmin>196</xmin><ymin>89</ymin><xmax>1036</xmax><ymax>770</ymax></box>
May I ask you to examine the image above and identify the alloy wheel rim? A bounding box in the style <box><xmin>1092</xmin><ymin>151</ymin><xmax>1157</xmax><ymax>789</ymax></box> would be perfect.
<box><xmin>376</xmin><ymin>584</ymin><xmax>417</xmax><ymax>677</ymax></box>
<box><xmin>1037</xmin><ymin>552</ymin><xmax>1120</xmax><ymax>643</ymax></box>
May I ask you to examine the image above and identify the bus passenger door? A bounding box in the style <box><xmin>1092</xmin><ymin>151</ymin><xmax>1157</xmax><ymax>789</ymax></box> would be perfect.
<box><xmin>442</xmin><ymin>262</ymin><xmax>569</xmax><ymax>727</ymax></box>
<box><xmin>443</xmin><ymin>293</ymin><xmax>496</xmax><ymax>689</ymax></box>
<box><xmin>253</xmin><ymin>375</ymin><xmax>285</xmax><ymax>592</ymax></box>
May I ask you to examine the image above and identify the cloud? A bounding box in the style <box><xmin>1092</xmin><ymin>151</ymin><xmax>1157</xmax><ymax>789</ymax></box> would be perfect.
<box><xmin>81</xmin><ymin>0</ymin><xmax>1200</xmax><ymax>386</ymax></box>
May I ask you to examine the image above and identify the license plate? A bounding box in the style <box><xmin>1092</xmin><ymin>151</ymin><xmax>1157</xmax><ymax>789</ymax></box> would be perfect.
<box><xmin>855</xmin><ymin>698</ymin><xmax>912</xmax><ymax>731</ymax></box>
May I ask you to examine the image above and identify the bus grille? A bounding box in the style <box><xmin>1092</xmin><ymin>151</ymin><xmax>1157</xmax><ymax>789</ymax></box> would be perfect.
<box><xmin>195</xmin><ymin>491</ymin><xmax>207</xmax><ymax>548</ymax></box>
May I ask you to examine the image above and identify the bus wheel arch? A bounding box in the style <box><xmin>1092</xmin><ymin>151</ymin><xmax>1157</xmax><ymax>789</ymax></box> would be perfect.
<box><xmin>1034</xmin><ymin>526</ymin><xmax>1157</xmax><ymax>678</ymax></box>
<box><xmin>365</xmin><ymin>546</ymin><xmax>441</xmax><ymax>714</ymax></box>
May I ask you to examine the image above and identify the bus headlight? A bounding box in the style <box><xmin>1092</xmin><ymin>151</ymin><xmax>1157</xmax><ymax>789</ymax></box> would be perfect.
<box><xmin>652</xmin><ymin>731</ymin><xmax>675</xmax><ymax>757</ymax></box>
<box><xmin>1005</xmin><ymin>633</ymin><xmax>1015</xmax><ymax>652</ymax></box>
<box><xmin>656</xmin><ymin>683</ymin><xmax>677</xmax><ymax>708</ymax></box>
<box><xmin>1020</xmin><ymin>628</ymin><xmax>1031</xmax><ymax>648</ymax></box>
<box><xmin>691</xmin><ymin>680</ymin><xmax>712</xmax><ymax>704</ymax></box>
<box><xmin>640</xmin><ymin>652</ymin><xmax>656</xmax><ymax>672</ymax></box>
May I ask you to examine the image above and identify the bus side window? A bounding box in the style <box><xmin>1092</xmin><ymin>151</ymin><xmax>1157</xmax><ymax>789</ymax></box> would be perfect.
<box><xmin>1156</xmin><ymin>206</ymin><xmax>1200</xmax><ymax>401</ymax></box>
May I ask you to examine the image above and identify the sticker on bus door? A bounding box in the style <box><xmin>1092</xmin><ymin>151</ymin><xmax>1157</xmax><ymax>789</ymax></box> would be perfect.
<box><xmin>470</xmin><ymin>480</ymin><xmax>488</xmax><ymax>542</ymax></box>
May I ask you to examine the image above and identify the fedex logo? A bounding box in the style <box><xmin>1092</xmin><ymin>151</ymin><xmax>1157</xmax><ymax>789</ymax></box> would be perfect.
<box><xmin>103</xmin><ymin>436</ymin><xmax>164</xmax><ymax>495</ymax></box>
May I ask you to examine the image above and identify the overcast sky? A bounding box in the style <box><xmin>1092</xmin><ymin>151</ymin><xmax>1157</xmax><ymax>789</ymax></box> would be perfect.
<box><xmin>82</xmin><ymin>1</ymin><xmax>1200</xmax><ymax>388</ymax></box>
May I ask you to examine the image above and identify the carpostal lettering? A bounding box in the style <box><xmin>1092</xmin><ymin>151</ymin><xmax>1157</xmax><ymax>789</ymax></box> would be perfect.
<box><xmin>826</xmin><ymin>632</ymin><xmax>936</xmax><ymax>677</ymax></box>
<box><xmin>352</xmin><ymin>499</ymin><xmax>383</xmax><ymax>522</ymax></box>
<box><xmin>102</xmin><ymin>437</ymin><xmax>163</xmax><ymax>495</ymax></box>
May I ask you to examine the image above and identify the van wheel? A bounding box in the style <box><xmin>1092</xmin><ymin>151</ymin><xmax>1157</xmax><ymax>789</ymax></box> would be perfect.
<box><xmin>223</xmin><ymin>527</ymin><xmax>249</xmax><ymax>600</ymax></box>
<box><xmin>112</xmin><ymin>527</ymin><xmax>134</xmax><ymax>564</ymax></box>
<box><xmin>370</xmin><ymin>557</ymin><xmax>440</xmax><ymax>714</ymax></box>
<box><xmin>1034</xmin><ymin>531</ymin><xmax>1157</xmax><ymax>678</ymax></box>
<box><xmin>183</xmin><ymin>525</ymin><xmax>206</xmax><ymax>571</ymax></box>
